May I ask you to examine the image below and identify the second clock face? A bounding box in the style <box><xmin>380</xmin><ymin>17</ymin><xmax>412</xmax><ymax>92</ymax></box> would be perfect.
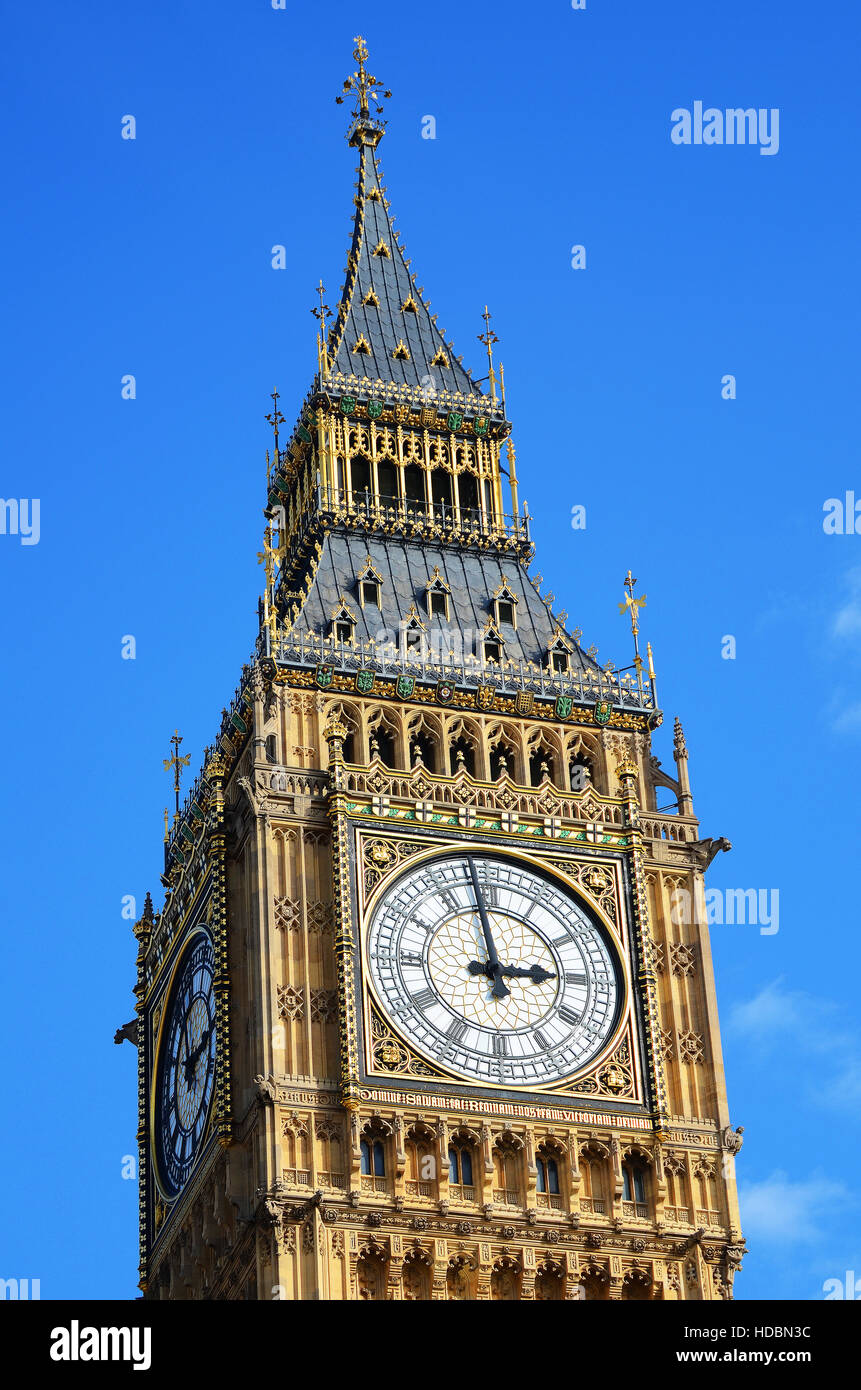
<box><xmin>365</xmin><ymin>853</ymin><xmax>622</xmax><ymax>1088</ymax></box>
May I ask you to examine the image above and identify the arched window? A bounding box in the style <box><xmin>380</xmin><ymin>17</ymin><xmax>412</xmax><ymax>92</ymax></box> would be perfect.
<box><xmin>579</xmin><ymin>1143</ymin><xmax>609</xmax><ymax>1215</ymax></box>
<box><xmin>622</xmin><ymin>1154</ymin><xmax>650</xmax><ymax>1219</ymax></box>
<box><xmin>622</xmin><ymin>1268</ymin><xmax>653</xmax><ymax>1301</ymax></box>
<box><xmin>409</xmin><ymin>730</ymin><xmax>438</xmax><ymax>772</ymax></box>
<box><xmin>490</xmin><ymin>742</ymin><xmax>515</xmax><ymax>781</ymax></box>
<box><xmin>529</xmin><ymin>747</ymin><xmax>556</xmax><ymax>787</ymax></box>
<box><xmin>490</xmin><ymin>1257</ymin><xmax>520</xmax><ymax>1301</ymax></box>
<box><xmin>377</xmin><ymin>459</ymin><xmax>398</xmax><ymax>506</ymax></box>
<box><xmin>431</xmin><ymin>469</ymin><xmax>453</xmax><ymax>508</ymax></box>
<box><xmin>457</xmin><ymin>471</ymin><xmax>479</xmax><ymax>516</ymax></box>
<box><xmin>404</xmin><ymin>463</ymin><xmax>425</xmax><ymax>507</ymax></box>
<box><xmin>349</xmin><ymin>454</ymin><xmax>371</xmax><ymax>501</ymax></box>
<box><xmin>448</xmin><ymin>1141</ymin><xmax>475</xmax><ymax>1198</ymax></box>
<box><xmin>447</xmin><ymin>1256</ymin><xmax>476</xmax><ymax>1301</ymax></box>
<box><xmin>449</xmin><ymin>735</ymin><xmax>476</xmax><ymax>778</ymax></box>
<box><xmin>536</xmin><ymin>1141</ymin><xmax>565</xmax><ymax>1210</ymax></box>
<box><xmin>360</xmin><ymin>1139</ymin><xmax>386</xmax><ymax>1178</ymax></box>
<box><xmin>535</xmin><ymin>1263</ymin><xmax>565</xmax><ymax>1301</ymax></box>
<box><xmin>406</xmin><ymin>1124</ymin><xmax>437</xmax><ymax>1200</ymax></box>
<box><xmin>402</xmin><ymin>1251</ymin><xmax>432</xmax><ymax>1301</ymax></box>
<box><xmin>357</xmin><ymin>1246</ymin><xmax>387</xmax><ymax>1300</ymax></box>
<box><xmin>569</xmin><ymin>756</ymin><xmax>592</xmax><ymax>792</ymax></box>
<box><xmin>492</xmin><ymin>1133</ymin><xmax>523</xmax><ymax>1206</ymax></box>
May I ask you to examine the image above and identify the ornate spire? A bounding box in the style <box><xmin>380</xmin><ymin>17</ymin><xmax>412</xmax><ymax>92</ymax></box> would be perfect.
<box><xmin>322</xmin><ymin>37</ymin><xmax>486</xmax><ymax>400</ymax></box>
<box><xmin>336</xmin><ymin>35</ymin><xmax>392</xmax><ymax>148</ymax></box>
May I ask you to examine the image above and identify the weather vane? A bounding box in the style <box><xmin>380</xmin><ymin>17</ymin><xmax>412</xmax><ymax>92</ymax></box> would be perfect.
<box><xmin>163</xmin><ymin>730</ymin><xmax>191</xmax><ymax>823</ymax></box>
<box><xmin>618</xmin><ymin>570</ymin><xmax>647</xmax><ymax>695</ymax></box>
<box><xmin>478</xmin><ymin>306</ymin><xmax>500</xmax><ymax>401</ymax></box>
<box><xmin>336</xmin><ymin>36</ymin><xmax>391</xmax><ymax>124</ymax></box>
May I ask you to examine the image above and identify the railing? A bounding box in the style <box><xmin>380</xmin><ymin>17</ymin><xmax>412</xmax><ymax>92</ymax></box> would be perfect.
<box><xmin>361</xmin><ymin>1175</ymin><xmax>392</xmax><ymax>1195</ymax></box>
<box><xmin>663</xmin><ymin>1205</ymin><xmax>691</xmax><ymax>1224</ymax></box>
<box><xmin>536</xmin><ymin>1193</ymin><xmax>564</xmax><ymax>1211</ymax></box>
<box><xmin>622</xmin><ymin>1200</ymin><xmax>650</xmax><ymax>1220</ymax></box>
<box><xmin>405</xmin><ymin>1180</ymin><xmax>434</xmax><ymax>1199</ymax></box>
<box><xmin>315</xmin><ymin>484</ymin><xmax>528</xmax><ymax>546</ymax></box>
<box><xmin>282</xmin><ymin>1168</ymin><xmax>311</xmax><ymax>1187</ymax></box>
<box><xmin>695</xmin><ymin>1208</ymin><xmax>723</xmax><ymax>1228</ymax></box>
<box><xmin>269</xmin><ymin>628</ymin><xmax>656</xmax><ymax>714</ymax></box>
<box><xmin>318</xmin><ymin>1171</ymin><xmax>346</xmax><ymax>1190</ymax></box>
<box><xmin>448</xmin><ymin>1184</ymin><xmax>477</xmax><ymax>1203</ymax></box>
<box><xmin>493</xmin><ymin>1189</ymin><xmax>521</xmax><ymax>1206</ymax></box>
<box><xmin>579</xmin><ymin>1198</ymin><xmax>606</xmax><ymax>1215</ymax></box>
<box><xmin>318</xmin><ymin>371</ymin><xmax>507</xmax><ymax>423</ymax></box>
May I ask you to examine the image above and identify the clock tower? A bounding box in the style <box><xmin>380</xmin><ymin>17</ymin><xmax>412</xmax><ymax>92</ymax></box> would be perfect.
<box><xmin>126</xmin><ymin>37</ymin><xmax>745</xmax><ymax>1301</ymax></box>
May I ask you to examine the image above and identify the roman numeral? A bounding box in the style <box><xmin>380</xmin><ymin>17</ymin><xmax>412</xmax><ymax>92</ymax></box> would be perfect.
<box><xmin>492</xmin><ymin>1033</ymin><xmax>509</xmax><ymax>1057</ymax></box>
<box><xmin>565</xmin><ymin>971</ymin><xmax>587</xmax><ymax>986</ymax></box>
<box><xmin>559</xmin><ymin>1005</ymin><xmax>582</xmax><ymax>1027</ymax></box>
<box><xmin>399</xmin><ymin>951</ymin><xmax>422</xmax><ymax>967</ymax></box>
<box><xmin>411</xmin><ymin>988</ymin><xmax>436</xmax><ymax>1011</ymax></box>
<box><xmin>445</xmin><ymin>1018</ymin><xmax>468</xmax><ymax>1042</ymax></box>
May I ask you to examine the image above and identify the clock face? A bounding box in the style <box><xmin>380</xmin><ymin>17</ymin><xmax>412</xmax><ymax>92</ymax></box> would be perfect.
<box><xmin>154</xmin><ymin>933</ymin><xmax>217</xmax><ymax>1199</ymax></box>
<box><xmin>365</xmin><ymin>853</ymin><xmax>622</xmax><ymax>1088</ymax></box>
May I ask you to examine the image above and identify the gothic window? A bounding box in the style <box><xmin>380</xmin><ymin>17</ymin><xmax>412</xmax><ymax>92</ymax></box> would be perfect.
<box><xmin>377</xmin><ymin>458</ymin><xmax>398</xmax><ymax>505</ymax></box>
<box><xmin>265</xmin><ymin>734</ymin><xmax>277</xmax><ymax>763</ymax></box>
<box><xmin>359</xmin><ymin>1118</ymin><xmax>392</xmax><ymax>1194</ymax></box>
<box><xmin>551</xmin><ymin>649</ymin><xmax>569</xmax><ymax>673</ymax></box>
<box><xmin>536</xmin><ymin>1142</ymin><xmax>564</xmax><ymax>1210</ymax></box>
<box><xmin>663</xmin><ymin>1156</ymin><xmax>689</xmax><ymax>1223</ymax></box>
<box><xmin>458</xmin><ymin>470</ymin><xmax>479</xmax><ymax>515</ymax></box>
<box><xmin>405</xmin><ymin>1124</ymin><xmax>437</xmax><ymax>1200</ymax></box>
<box><xmin>483</xmin><ymin>621</ymin><xmax>504</xmax><ymax>666</ymax></box>
<box><xmin>360</xmin><ymin>1139</ymin><xmax>386</xmax><ymax>1177</ymax></box>
<box><xmin>404</xmin><ymin>463</ymin><xmax>425</xmax><ymax>506</ymax></box>
<box><xmin>621</xmin><ymin>1153</ymin><xmax>650</xmax><ymax>1219</ymax></box>
<box><xmin>409</xmin><ymin>730</ymin><xmax>438</xmax><ymax>772</ymax></box>
<box><xmin>329</xmin><ymin>598</ymin><xmax>357</xmax><ymax>645</ymax></box>
<box><xmin>529</xmin><ymin>746</ymin><xmax>556</xmax><ymax>787</ymax></box>
<box><xmin>326</xmin><ymin>702</ymin><xmax>359</xmax><ymax>764</ymax></box>
<box><xmin>492</xmin><ymin>1133</ymin><xmax>523</xmax><ymax>1206</ymax></box>
<box><xmin>492</xmin><ymin>582</ymin><xmax>518</xmax><ymax>630</ymax></box>
<box><xmin>369</xmin><ymin>726</ymin><xmax>397</xmax><ymax>768</ymax></box>
<box><xmin>357</xmin><ymin>556</ymin><xmax>383</xmax><ymax>610</ymax></box>
<box><xmin>431</xmin><ymin>469</ymin><xmax>453</xmax><ymax>508</ymax></box>
<box><xmin>448</xmin><ymin>1139</ymin><xmax>476</xmax><ymax>1199</ymax></box>
<box><xmin>489</xmin><ymin>741</ymin><xmax>515</xmax><ymax>781</ymax></box>
<box><xmin>432</xmin><ymin>347</ymin><xmax>450</xmax><ymax>369</ymax></box>
<box><xmin>547</xmin><ymin>632</ymin><xmax>572</xmax><ymax>674</ymax></box>
<box><xmin>349</xmin><ymin>454</ymin><xmax>371</xmax><ymax>500</ymax></box>
<box><xmin>449</xmin><ymin>735</ymin><xmax>476</xmax><ymax>778</ymax></box>
<box><xmin>425</xmin><ymin>569</ymin><xmax>451</xmax><ymax>621</ymax></box>
<box><xmin>401</xmin><ymin>294</ymin><xmax>419</xmax><ymax>314</ymax></box>
<box><xmin>579</xmin><ymin>1143</ymin><xmax>609</xmax><ymax>1215</ymax></box>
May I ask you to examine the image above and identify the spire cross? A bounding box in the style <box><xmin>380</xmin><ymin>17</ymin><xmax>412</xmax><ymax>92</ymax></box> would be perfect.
<box><xmin>265</xmin><ymin>389</ymin><xmax>286</xmax><ymax>454</ymax></box>
<box><xmin>478</xmin><ymin>305</ymin><xmax>500</xmax><ymax>401</ymax></box>
<box><xmin>163</xmin><ymin>729</ymin><xmax>191</xmax><ymax>822</ymax></box>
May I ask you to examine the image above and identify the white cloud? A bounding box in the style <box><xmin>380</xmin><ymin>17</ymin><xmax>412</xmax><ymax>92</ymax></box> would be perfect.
<box><xmin>739</xmin><ymin>1170</ymin><xmax>853</xmax><ymax>1245</ymax></box>
<box><xmin>832</xmin><ymin>569</ymin><xmax>861</xmax><ymax>638</ymax></box>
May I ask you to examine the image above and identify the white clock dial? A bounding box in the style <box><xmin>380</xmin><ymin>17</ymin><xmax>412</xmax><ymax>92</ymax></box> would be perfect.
<box><xmin>365</xmin><ymin>853</ymin><xmax>622</xmax><ymax>1087</ymax></box>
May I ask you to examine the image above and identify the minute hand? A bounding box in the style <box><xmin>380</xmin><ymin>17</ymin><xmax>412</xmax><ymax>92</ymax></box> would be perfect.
<box><xmin>466</xmin><ymin>857</ymin><xmax>509</xmax><ymax>1000</ymax></box>
<box><xmin>469</xmin><ymin>961</ymin><xmax>555</xmax><ymax>984</ymax></box>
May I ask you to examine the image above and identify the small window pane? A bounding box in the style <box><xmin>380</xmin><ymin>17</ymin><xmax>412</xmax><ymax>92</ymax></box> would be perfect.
<box><xmin>461</xmin><ymin>1148</ymin><xmax>473</xmax><ymax>1187</ymax></box>
<box><xmin>373</xmin><ymin>1141</ymin><xmax>386</xmax><ymax>1177</ymax></box>
<box><xmin>360</xmin><ymin>1140</ymin><xmax>371</xmax><ymax>1176</ymax></box>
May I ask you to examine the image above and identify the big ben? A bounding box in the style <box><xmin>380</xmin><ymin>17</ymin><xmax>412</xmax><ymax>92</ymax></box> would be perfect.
<box><xmin>125</xmin><ymin>37</ymin><xmax>745</xmax><ymax>1301</ymax></box>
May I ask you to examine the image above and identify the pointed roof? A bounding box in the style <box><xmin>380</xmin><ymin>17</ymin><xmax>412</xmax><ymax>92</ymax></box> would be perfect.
<box><xmin>323</xmin><ymin>38</ymin><xmax>485</xmax><ymax>400</ymax></box>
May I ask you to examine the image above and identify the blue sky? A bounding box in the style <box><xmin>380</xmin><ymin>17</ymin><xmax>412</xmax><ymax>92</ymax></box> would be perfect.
<box><xmin>1</xmin><ymin>0</ymin><xmax>858</xmax><ymax>1300</ymax></box>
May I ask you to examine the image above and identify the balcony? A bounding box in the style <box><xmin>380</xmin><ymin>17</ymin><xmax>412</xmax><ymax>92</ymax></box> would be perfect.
<box><xmin>622</xmin><ymin>1200</ymin><xmax>649</xmax><ymax>1221</ymax></box>
<box><xmin>579</xmin><ymin>1197</ymin><xmax>606</xmax><ymax>1215</ymax></box>
<box><xmin>536</xmin><ymin>1193</ymin><xmax>564</xmax><ymax>1212</ymax></box>
<box><xmin>360</xmin><ymin>1175</ymin><xmax>392</xmax><ymax>1196</ymax></box>
<box><xmin>493</xmin><ymin>1189</ymin><xmax>521</xmax><ymax>1207</ymax></box>
<box><xmin>448</xmin><ymin>1184</ymin><xmax>477</xmax><ymax>1204</ymax></box>
<box><xmin>405</xmin><ymin>1180</ymin><xmax>435</xmax><ymax>1199</ymax></box>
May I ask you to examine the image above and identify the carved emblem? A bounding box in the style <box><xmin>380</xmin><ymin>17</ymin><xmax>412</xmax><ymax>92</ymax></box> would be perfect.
<box><xmin>475</xmin><ymin>682</ymin><xmax>496</xmax><ymax>711</ymax></box>
<box><xmin>315</xmin><ymin>663</ymin><xmax>334</xmax><ymax>689</ymax></box>
<box><xmin>515</xmin><ymin>690</ymin><xmax>534</xmax><ymax>716</ymax></box>
<box><xmin>396</xmin><ymin>674</ymin><xmax>416</xmax><ymax>699</ymax></box>
<box><xmin>554</xmin><ymin>695</ymin><xmax>573</xmax><ymax>720</ymax></box>
<box><xmin>594</xmin><ymin>697</ymin><xmax>612</xmax><ymax>725</ymax></box>
<box><xmin>355</xmin><ymin>670</ymin><xmax>375</xmax><ymax>694</ymax></box>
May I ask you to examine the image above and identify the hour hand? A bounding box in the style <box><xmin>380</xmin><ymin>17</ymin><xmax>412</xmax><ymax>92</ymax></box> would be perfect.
<box><xmin>468</xmin><ymin>961</ymin><xmax>555</xmax><ymax>985</ymax></box>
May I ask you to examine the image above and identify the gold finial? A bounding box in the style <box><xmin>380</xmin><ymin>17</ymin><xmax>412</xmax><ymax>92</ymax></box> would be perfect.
<box><xmin>163</xmin><ymin>807</ymin><xmax>169</xmax><ymax>842</ymax></box>
<box><xmin>265</xmin><ymin>389</ymin><xmax>285</xmax><ymax>457</ymax></box>
<box><xmin>506</xmin><ymin>435</ymin><xmax>519</xmax><ymax>519</ymax></box>
<box><xmin>336</xmin><ymin>35</ymin><xmax>392</xmax><ymax>125</ymax></box>
<box><xmin>163</xmin><ymin>730</ymin><xmax>191</xmax><ymax>823</ymax></box>
<box><xmin>647</xmin><ymin>641</ymin><xmax>656</xmax><ymax>680</ymax></box>
<box><xmin>311</xmin><ymin>280</ymin><xmax>333</xmax><ymax>373</ymax></box>
<box><xmin>478</xmin><ymin>306</ymin><xmax>499</xmax><ymax>401</ymax></box>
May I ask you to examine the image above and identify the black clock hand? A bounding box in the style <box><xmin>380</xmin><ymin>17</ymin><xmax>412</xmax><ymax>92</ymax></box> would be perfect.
<box><xmin>466</xmin><ymin>857</ymin><xmax>509</xmax><ymax>1000</ymax></box>
<box><xmin>468</xmin><ymin>961</ymin><xmax>555</xmax><ymax>984</ymax></box>
<box><xmin>184</xmin><ymin>1022</ymin><xmax>214</xmax><ymax>1081</ymax></box>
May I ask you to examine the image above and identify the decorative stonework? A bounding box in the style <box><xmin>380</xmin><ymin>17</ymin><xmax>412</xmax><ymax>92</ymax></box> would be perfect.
<box><xmin>677</xmin><ymin>1030</ymin><xmax>705</xmax><ymax>1065</ymax></box>
<box><xmin>277</xmin><ymin>984</ymin><xmax>305</xmax><ymax>1022</ymax></box>
<box><xmin>670</xmin><ymin>942</ymin><xmax>696</xmax><ymax>977</ymax></box>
